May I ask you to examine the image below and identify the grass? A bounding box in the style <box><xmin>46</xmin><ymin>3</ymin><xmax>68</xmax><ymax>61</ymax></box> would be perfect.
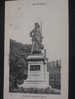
<box><xmin>10</xmin><ymin>87</ymin><xmax>60</xmax><ymax>94</ymax></box>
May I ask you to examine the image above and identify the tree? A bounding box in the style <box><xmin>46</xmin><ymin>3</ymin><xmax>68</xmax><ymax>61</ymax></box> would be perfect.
<box><xmin>9</xmin><ymin>39</ymin><xmax>31</xmax><ymax>91</ymax></box>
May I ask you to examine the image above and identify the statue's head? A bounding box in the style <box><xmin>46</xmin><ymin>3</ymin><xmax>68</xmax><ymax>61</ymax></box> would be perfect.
<box><xmin>35</xmin><ymin>22</ymin><xmax>40</xmax><ymax>28</ymax></box>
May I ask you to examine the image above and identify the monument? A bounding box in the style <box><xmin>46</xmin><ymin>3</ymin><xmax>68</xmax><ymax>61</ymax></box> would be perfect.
<box><xmin>19</xmin><ymin>22</ymin><xmax>49</xmax><ymax>88</ymax></box>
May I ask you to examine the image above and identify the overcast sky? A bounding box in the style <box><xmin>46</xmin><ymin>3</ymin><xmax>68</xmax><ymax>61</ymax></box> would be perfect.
<box><xmin>5</xmin><ymin>0</ymin><xmax>68</xmax><ymax>61</ymax></box>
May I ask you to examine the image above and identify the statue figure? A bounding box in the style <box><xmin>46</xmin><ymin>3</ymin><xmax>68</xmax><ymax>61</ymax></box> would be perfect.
<box><xmin>30</xmin><ymin>22</ymin><xmax>44</xmax><ymax>54</ymax></box>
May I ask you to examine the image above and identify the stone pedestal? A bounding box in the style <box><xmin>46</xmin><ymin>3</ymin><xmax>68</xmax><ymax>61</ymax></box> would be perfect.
<box><xmin>19</xmin><ymin>54</ymin><xmax>49</xmax><ymax>88</ymax></box>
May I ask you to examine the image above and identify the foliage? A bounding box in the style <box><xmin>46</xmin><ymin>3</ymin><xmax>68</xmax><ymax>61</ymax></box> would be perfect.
<box><xmin>47</xmin><ymin>61</ymin><xmax>61</xmax><ymax>89</ymax></box>
<box><xmin>9</xmin><ymin>39</ymin><xmax>31</xmax><ymax>91</ymax></box>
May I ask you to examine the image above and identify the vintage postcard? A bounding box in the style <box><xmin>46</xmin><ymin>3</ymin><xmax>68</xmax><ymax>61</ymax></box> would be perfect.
<box><xmin>4</xmin><ymin>0</ymin><xmax>68</xmax><ymax>99</ymax></box>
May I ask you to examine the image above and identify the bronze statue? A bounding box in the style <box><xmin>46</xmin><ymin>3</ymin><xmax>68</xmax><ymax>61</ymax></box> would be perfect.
<box><xmin>30</xmin><ymin>22</ymin><xmax>44</xmax><ymax>54</ymax></box>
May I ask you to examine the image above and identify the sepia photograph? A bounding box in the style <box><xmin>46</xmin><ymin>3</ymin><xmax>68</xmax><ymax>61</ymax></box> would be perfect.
<box><xmin>9</xmin><ymin>22</ymin><xmax>61</xmax><ymax>94</ymax></box>
<box><xmin>4</xmin><ymin>0</ymin><xmax>68</xmax><ymax>99</ymax></box>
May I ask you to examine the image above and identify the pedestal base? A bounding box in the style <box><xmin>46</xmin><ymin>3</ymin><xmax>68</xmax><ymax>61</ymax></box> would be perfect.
<box><xmin>18</xmin><ymin>54</ymin><xmax>49</xmax><ymax>89</ymax></box>
<box><xmin>18</xmin><ymin>80</ymin><xmax>49</xmax><ymax>88</ymax></box>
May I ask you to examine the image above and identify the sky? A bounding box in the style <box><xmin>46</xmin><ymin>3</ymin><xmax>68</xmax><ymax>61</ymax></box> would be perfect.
<box><xmin>5</xmin><ymin>0</ymin><xmax>68</xmax><ymax>61</ymax></box>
